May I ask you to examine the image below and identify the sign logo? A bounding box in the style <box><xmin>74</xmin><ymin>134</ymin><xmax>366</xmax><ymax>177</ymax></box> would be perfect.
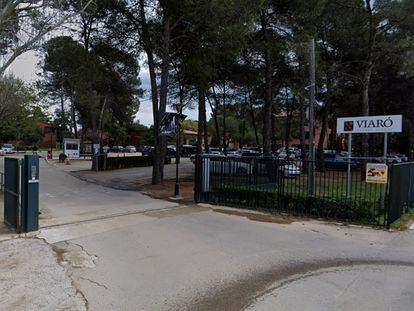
<box><xmin>366</xmin><ymin>163</ymin><xmax>388</xmax><ymax>184</ymax></box>
<box><xmin>344</xmin><ymin>121</ymin><xmax>354</xmax><ymax>132</ymax></box>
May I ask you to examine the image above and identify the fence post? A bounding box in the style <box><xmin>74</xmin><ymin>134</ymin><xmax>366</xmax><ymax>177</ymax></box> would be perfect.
<box><xmin>194</xmin><ymin>154</ymin><xmax>200</xmax><ymax>203</ymax></box>
<box><xmin>380</xmin><ymin>133</ymin><xmax>388</xmax><ymax>208</ymax></box>
<box><xmin>347</xmin><ymin>133</ymin><xmax>352</xmax><ymax>197</ymax></box>
<box><xmin>386</xmin><ymin>164</ymin><xmax>392</xmax><ymax>229</ymax></box>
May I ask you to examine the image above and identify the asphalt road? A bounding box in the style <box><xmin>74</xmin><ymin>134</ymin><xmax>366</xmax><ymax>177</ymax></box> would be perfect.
<box><xmin>1</xmin><ymin>155</ymin><xmax>414</xmax><ymax>310</ymax></box>
<box><xmin>68</xmin><ymin>157</ymin><xmax>195</xmax><ymax>190</ymax></box>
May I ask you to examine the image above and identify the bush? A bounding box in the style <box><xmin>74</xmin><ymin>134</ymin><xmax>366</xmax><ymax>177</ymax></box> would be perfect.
<box><xmin>97</xmin><ymin>155</ymin><xmax>172</xmax><ymax>170</ymax></box>
<box><xmin>214</xmin><ymin>185</ymin><xmax>381</xmax><ymax>225</ymax></box>
<box><xmin>59</xmin><ymin>153</ymin><xmax>67</xmax><ymax>162</ymax></box>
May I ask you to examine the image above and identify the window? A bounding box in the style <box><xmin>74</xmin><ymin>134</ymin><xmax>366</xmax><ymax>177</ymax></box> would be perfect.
<box><xmin>66</xmin><ymin>144</ymin><xmax>79</xmax><ymax>150</ymax></box>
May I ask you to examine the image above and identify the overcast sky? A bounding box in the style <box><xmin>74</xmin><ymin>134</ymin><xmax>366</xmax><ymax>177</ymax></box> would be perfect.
<box><xmin>7</xmin><ymin>51</ymin><xmax>207</xmax><ymax>126</ymax></box>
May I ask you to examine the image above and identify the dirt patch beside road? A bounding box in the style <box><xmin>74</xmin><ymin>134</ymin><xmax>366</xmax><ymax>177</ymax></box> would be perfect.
<box><xmin>137</xmin><ymin>176</ymin><xmax>195</xmax><ymax>204</ymax></box>
<box><xmin>213</xmin><ymin>208</ymin><xmax>293</xmax><ymax>224</ymax></box>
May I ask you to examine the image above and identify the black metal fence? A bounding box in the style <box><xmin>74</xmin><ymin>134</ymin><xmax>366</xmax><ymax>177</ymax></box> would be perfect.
<box><xmin>0</xmin><ymin>171</ymin><xmax>4</xmax><ymax>192</ymax></box>
<box><xmin>195</xmin><ymin>155</ymin><xmax>394</xmax><ymax>227</ymax></box>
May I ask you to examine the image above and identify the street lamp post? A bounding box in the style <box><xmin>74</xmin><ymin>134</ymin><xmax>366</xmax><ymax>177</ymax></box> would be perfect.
<box><xmin>160</xmin><ymin>109</ymin><xmax>187</xmax><ymax>198</ymax></box>
<box><xmin>174</xmin><ymin>107</ymin><xmax>187</xmax><ymax>198</ymax></box>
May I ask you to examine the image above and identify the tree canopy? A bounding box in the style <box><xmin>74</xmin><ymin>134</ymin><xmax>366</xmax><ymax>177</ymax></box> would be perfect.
<box><xmin>3</xmin><ymin>0</ymin><xmax>413</xmax><ymax>182</ymax></box>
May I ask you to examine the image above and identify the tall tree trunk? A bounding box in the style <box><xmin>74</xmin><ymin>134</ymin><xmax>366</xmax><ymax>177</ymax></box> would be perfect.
<box><xmin>60</xmin><ymin>86</ymin><xmax>65</xmax><ymax>145</ymax></box>
<box><xmin>207</xmin><ymin>95</ymin><xmax>220</xmax><ymax>147</ymax></box>
<box><xmin>156</xmin><ymin>11</ymin><xmax>171</xmax><ymax>183</ymax></box>
<box><xmin>362</xmin><ymin>61</ymin><xmax>373</xmax><ymax>153</ymax></box>
<box><xmin>361</xmin><ymin>61</ymin><xmax>373</xmax><ymax>180</ymax></box>
<box><xmin>222</xmin><ymin>82</ymin><xmax>227</xmax><ymax>153</ymax></box>
<box><xmin>248</xmin><ymin>91</ymin><xmax>260</xmax><ymax>147</ymax></box>
<box><xmin>299</xmin><ymin>96</ymin><xmax>307</xmax><ymax>171</ymax></box>
<box><xmin>361</xmin><ymin>0</ymin><xmax>375</xmax><ymax>179</ymax></box>
<box><xmin>139</xmin><ymin>0</ymin><xmax>165</xmax><ymax>184</ymax></box>
<box><xmin>98</xmin><ymin>95</ymin><xmax>108</xmax><ymax>145</ymax></box>
<box><xmin>285</xmin><ymin>108</ymin><xmax>293</xmax><ymax>158</ymax></box>
<box><xmin>203</xmin><ymin>105</ymin><xmax>209</xmax><ymax>153</ymax></box>
<box><xmin>70</xmin><ymin>89</ymin><xmax>78</xmax><ymax>139</ymax></box>
<box><xmin>271</xmin><ymin>104</ymin><xmax>277</xmax><ymax>153</ymax></box>
<box><xmin>91</xmin><ymin>95</ymin><xmax>99</xmax><ymax>171</ymax></box>
<box><xmin>317</xmin><ymin>106</ymin><xmax>328</xmax><ymax>171</ymax></box>
<box><xmin>197</xmin><ymin>87</ymin><xmax>206</xmax><ymax>153</ymax></box>
<box><xmin>261</xmin><ymin>10</ymin><xmax>272</xmax><ymax>156</ymax></box>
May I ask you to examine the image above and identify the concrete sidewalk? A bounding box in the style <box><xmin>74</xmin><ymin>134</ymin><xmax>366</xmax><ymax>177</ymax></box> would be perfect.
<box><xmin>0</xmin><ymin>238</ymin><xmax>86</xmax><ymax>311</ymax></box>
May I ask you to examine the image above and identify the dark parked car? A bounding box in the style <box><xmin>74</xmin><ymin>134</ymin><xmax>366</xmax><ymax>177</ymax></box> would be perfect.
<box><xmin>125</xmin><ymin>145</ymin><xmax>137</xmax><ymax>153</ymax></box>
<box><xmin>317</xmin><ymin>153</ymin><xmax>357</xmax><ymax>170</ymax></box>
<box><xmin>140</xmin><ymin>146</ymin><xmax>154</xmax><ymax>155</ymax></box>
<box><xmin>180</xmin><ymin>145</ymin><xmax>197</xmax><ymax>157</ymax></box>
<box><xmin>166</xmin><ymin>147</ymin><xmax>177</xmax><ymax>157</ymax></box>
<box><xmin>110</xmin><ymin>146</ymin><xmax>125</xmax><ymax>153</ymax></box>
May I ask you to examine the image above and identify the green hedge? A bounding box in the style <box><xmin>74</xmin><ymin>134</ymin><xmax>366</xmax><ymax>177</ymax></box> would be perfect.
<box><xmin>214</xmin><ymin>185</ymin><xmax>383</xmax><ymax>225</ymax></box>
<box><xmin>98</xmin><ymin>155</ymin><xmax>171</xmax><ymax>170</ymax></box>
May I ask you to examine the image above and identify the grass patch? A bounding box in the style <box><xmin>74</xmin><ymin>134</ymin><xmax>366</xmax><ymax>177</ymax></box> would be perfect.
<box><xmin>390</xmin><ymin>210</ymin><xmax>414</xmax><ymax>230</ymax></box>
<box><xmin>282</xmin><ymin>173</ymin><xmax>383</xmax><ymax>203</ymax></box>
<box><xmin>212</xmin><ymin>184</ymin><xmax>385</xmax><ymax>226</ymax></box>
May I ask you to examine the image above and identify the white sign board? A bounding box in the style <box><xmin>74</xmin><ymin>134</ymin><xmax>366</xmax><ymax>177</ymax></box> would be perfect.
<box><xmin>337</xmin><ymin>115</ymin><xmax>402</xmax><ymax>134</ymax></box>
<box><xmin>63</xmin><ymin>138</ymin><xmax>80</xmax><ymax>159</ymax></box>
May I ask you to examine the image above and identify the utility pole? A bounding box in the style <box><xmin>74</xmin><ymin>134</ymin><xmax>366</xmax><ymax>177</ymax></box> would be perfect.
<box><xmin>308</xmin><ymin>39</ymin><xmax>316</xmax><ymax>196</ymax></box>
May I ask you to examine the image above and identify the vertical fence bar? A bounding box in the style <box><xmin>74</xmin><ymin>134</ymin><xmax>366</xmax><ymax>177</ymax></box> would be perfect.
<box><xmin>380</xmin><ymin>133</ymin><xmax>388</xmax><ymax>209</ymax></box>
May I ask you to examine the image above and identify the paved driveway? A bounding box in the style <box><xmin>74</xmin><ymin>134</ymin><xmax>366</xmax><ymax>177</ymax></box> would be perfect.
<box><xmin>0</xmin><ymin>156</ymin><xmax>178</xmax><ymax>227</ymax></box>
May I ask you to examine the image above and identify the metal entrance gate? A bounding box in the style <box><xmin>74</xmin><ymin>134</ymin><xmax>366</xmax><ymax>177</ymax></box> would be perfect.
<box><xmin>3</xmin><ymin>155</ymin><xmax>39</xmax><ymax>232</ymax></box>
<box><xmin>4</xmin><ymin>158</ymin><xmax>20</xmax><ymax>229</ymax></box>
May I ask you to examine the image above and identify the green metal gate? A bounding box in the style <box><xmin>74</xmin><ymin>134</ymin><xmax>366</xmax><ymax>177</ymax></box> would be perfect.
<box><xmin>3</xmin><ymin>155</ymin><xmax>39</xmax><ymax>232</ymax></box>
<box><xmin>4</xmin><ymin>158</ymin><xmax>21</xmax><ymax>229</ymax></box>
<box><xmin>387</xmin><ymin>162</ymin><xmax>414</xmax><ymax>227</ymax></box>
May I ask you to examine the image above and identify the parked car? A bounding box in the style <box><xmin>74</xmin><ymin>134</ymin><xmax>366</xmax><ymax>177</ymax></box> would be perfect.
<box><xmin>102</xmin><ymin>145</ymin><xmax>110</xmax><ymax>153</ymax></box>
<box><xmin>110</xmin><ymin>146</ymin><xmax>125</xmax><ymax>153</ymax></box>
<box><xmin>242</xmin><ymin>147</ymin><xmax>262</xmax><ymax>154</ymax></box>
<box><xmin>180</xmin><ymin>145</ymin><xmax>197</xmax><ymax>157</ymax></box>
<box><xmin>166</xmin><ymin>146</ymin><xmax>177</xmax><ymax>157</ymax></box>
<box><xmin>386</xmin><ymin>154</ymin><xmax>402</xmax><ymax>164</ymax></box>
<box><xmin>319</xmin><ymin>152</ymin><xmax>358</xmax><ymax>170</ymax></box>
<box><xmin>125</xmin><ymin>145</ymin><xmax>137</xmax><ymax>153</ymax></box>
<box><xmin>372</xmin><ymin>155</ymin><xmax>403</xmax><ymax>164</ymax></box>
<box><xmin>208</xmin><ymin>150</ymin><xmax>223</xmax><ymax>156</ymax></box>
<box><xmin>226</xmin><ymin>150</ymin><xmax>239</xmax><ymax>156</ymax></box>
<box><xmin>276</xmin><ymin>151</ymin><xmax>287</xmax><ymax>159</ymax></box>
<box><xmin>1</xmin><ymin>144</ymin><xmax>15</xmax><ymax>154</ymax></box>
<box><xmin>140</xmin><ymin>146</ymin><xmax>154</xmax><ymax>155</ymax></box>
<box><xmin>395</xmin><ymin>153</ymin><xmax>408</xmax><ymax>162</ymax></box>
<box><xmin>279</xmin><ymin>161</ymin><xmax>301</xmax><ymax>178</ymax></box>
<box><xmin>237</xmin><ymin>149</ymin><xmax>261</xmax><ymax>157</ymax></box>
